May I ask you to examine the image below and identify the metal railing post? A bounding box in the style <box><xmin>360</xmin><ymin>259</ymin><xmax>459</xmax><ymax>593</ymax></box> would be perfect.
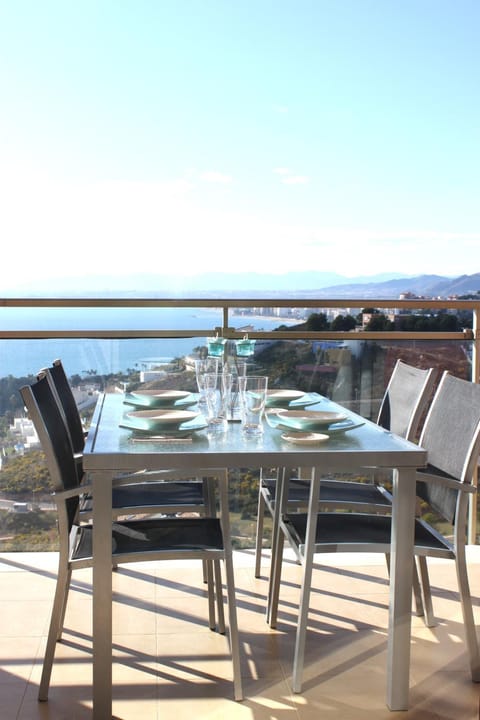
<box><xmin>468</xmin><ymin>308</ymin><xmax>479</xmax><ymax>544</ymax></box>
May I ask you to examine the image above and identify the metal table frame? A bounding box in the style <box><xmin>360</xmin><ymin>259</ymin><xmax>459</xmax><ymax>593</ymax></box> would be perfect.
<box><xmin>83</xmin><ymin>393</ymin><xmax>426</xmax><ymax>718</ymax></box>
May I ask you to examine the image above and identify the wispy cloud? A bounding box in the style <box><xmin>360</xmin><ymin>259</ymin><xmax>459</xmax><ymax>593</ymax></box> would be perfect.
<box><xmin>281</xmin><ymin>175</ymin><xmax>309</xmax><ymax>185</ymax></box>
<box><xmin>273</xmin><ymin>167</ymin><xmax>309</xmax><ymax>184</ymax></box>
<box><xmin>199</xmin><ymin>171</ymin><xmax>233</xmax><ymax>184</ymax></box>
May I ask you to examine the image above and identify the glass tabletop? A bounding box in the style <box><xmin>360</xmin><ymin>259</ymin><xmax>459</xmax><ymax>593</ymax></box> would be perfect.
<box><xmin>84</xmin><ymin>393</ymin><xmax>427</xmax><ymax>474</ymax></box>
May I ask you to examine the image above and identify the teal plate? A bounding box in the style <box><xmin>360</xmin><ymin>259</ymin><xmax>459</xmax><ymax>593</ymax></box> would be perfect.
<box><xmin>265</xmin><ymin>390</ymin><xmax>308</xmax><ymax>407</ymax></box>
<box><xmin>265</xmin><ymin>392</ymin><xmax>323</xmax><ymax>409</ymax></box>
<box><xmin>124</xmin><ymin>390</ymin><xmax>197</xmax><ymax>409</ymax></box>
<box><xmin>276</xmin><ymin>420</ymin><xmax>365</xmax><ymax>435</ymax></box>
<box><xmin>121</xmin><ymin>408</ymin><xmax>200</xmax><ymax>432</ymax></box>
<box><xmin>274</xmin><ymin>409</ymin><xmax>348</xmax><ymax>432</ymax></box>
<box><xmin>120</xmin><ymin>416</ymin><xmax>208</xmax><ymax>436</ymax></box>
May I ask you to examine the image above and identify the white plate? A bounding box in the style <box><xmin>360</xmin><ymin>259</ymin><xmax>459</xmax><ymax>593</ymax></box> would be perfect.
<box><xmin>126</xmin><ymin>409</ymin><xmax>199</xmax><ymax>430</ymax></box>
<box><xmin>276</xmin><ymin>410</ymin><xmax>348</xmax><ymax>431</ymax></box>
<box><xmin>266</xmin><ymin>389</ymin><xmax>307</xmax><ymax>406</ymax></box>
<box><xmin>281</xmin><ymin>432</ymin><xmax>329</xmax><ymax>445</ymax></box>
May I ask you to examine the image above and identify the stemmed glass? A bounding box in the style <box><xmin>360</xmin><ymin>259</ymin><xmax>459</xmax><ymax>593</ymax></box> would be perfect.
<box><xmin>194</xmin><ymin>357</ymin><xmax>220</xmax><ymax>408</ymax></box>
<box><xmin>203</xmin><ymin>371</ymin><xmax>232</xmax><ymax>434</ymax></box>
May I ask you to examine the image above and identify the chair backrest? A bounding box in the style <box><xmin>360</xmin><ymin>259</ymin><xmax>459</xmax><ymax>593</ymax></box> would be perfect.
<box><xmin>377</xmin><ymin>359</ymin><xmax>436</xmax><ymax>441</ymax></box>
<box><xmin>416</xmin><ymin>371</ymin><xmax>480</xmax><ymax>522</ymax></box>
<box><xmin>20</xmin><ymin>373</ymin><xmax>80</xmax><ymax>531</ymax></box>
<box><xmin>45</xmin><ymin>359</ymin><xmax>85</xmax><ymax>455</ymax></box>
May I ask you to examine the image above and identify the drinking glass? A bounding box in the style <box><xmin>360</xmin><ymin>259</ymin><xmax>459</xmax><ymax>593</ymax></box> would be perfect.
<box><xmin>238</xmin><ymin>375</ymin><xmax>268</xmax><ymax>436</ymax></box>
<box><xmin>223</xmin><ymin>359</ymin><xmax>247</xmax><ymax>421</ymax></box>
<box><xmin>204</xmin><ymin>371</ymin><xmax>232</xmax><ymax>434</ymax></box>
<box><xmin>194</xmin><ymin>357</ymin><xmax>219</xmax><ymax>407</ymax></box>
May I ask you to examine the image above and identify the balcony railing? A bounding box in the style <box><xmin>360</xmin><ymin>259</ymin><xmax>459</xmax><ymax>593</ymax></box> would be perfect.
<box><xmin>0</xmin><ymin>296</ymin><xmax>478</xmax><ymax>354</ymax></box>
<box><xmin>1</xmin><ymin>295</ymin><xmax>479</xmax><ymax>543</ymax></box>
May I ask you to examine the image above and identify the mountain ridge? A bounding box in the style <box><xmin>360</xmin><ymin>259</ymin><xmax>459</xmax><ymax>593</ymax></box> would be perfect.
<box><xmin>5</xmin><ymin>271</ymin><xmax>480</xmax><ymax>299</ymax></box>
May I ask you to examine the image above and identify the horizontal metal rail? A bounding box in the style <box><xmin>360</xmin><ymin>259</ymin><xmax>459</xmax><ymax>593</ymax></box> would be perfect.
<box><xmin>0</xmin><ymin>296</ymin><xmax>478</xmax><ymax>350</ymax></box>
<box><xmin>1</xmin><ymin>296</ymin><xmax>478</xmax><ymax>383</ymax></box>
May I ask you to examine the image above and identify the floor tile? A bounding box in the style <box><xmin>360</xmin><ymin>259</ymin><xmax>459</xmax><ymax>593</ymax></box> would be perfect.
<box><xmin>2</xmin><ymin>550</ymin><xmax>480</xmax><ymax>720</ymax></box>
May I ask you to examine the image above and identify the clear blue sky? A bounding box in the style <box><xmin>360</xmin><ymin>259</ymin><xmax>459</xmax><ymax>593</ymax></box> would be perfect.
<box><xmin>1</xmin><ymin>0</ymin><xmax>479</xmax><ymax>289</ymax></box>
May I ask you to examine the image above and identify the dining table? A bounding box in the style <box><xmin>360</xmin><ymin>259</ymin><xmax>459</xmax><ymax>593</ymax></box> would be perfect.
<box><xmin>83</xmin><ymin>390</ymin><xmax>427</xmax><ymax>719</ymax></box>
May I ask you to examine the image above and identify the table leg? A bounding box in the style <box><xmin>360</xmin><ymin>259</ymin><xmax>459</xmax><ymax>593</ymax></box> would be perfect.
<box><xmin>266</xmin><ymin>467</ymin><xmax>290</xmax><ymax>627</ymax></box>
<box><xmin>292</xmin><ymin>467</ymin><xmax>320</xmax><ymax>693</ymax></box>
<box><xmin>217</xmin><ymin>469</ymin><xmax>243</xmax><ymax>701</ymax></box>
<box><xmin>387</xmin><ymin>467</ymin><xmax>416</xmax><ymax>710</ymax></box>
<box><xmin>92</xmin><ymin>470</ymin><xmax>113</xmax><ymax>719</ymax></box>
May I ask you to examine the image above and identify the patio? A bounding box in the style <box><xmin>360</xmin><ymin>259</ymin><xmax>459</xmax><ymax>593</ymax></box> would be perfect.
<box><xmin>1</xmin><ymin>548</ymin><xmax>480</xmax><ymax>720</ymax></box>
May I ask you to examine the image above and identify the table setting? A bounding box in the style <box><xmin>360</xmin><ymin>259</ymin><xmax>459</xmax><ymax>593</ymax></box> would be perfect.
<box><xmin>123</xmin><ymin>389</ymin><xmax>198</xmax><ymax>409</ymax></box>
<box><xmin>118</xmin><ymin>362</ymin><xmax>364</xmax><ymax>446</ymax></box>
<box><xmin>120</xmin><ymin>388</ymin><xmax>207</xmax><ymax>440</ymax></box>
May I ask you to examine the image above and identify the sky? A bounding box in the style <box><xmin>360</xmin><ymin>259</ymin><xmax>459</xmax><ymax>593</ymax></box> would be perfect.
<box><xmin>1</xmin><ymin>0</ymin><xmax>479</xmax><ymax>291</ymax></box>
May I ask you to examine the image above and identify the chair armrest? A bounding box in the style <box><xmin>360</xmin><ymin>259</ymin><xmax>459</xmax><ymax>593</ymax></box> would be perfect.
<box><xmin>416</xmin><ymin>468</ymin><xmax>477</xmax><ymax>494</ymax></box>
<box><xmin>53</xmin><ymin>483</ymin><xmax>93</xmax><ymax>500</ymax></box>
<box><xmin>110</xmin><ymin>468</ymin><xmax>225</xmax><ymax>488</ymax></box>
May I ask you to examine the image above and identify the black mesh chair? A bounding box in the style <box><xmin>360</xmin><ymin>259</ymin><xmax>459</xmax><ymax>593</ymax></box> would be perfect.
<box><xmin>44</xmin><ymin>360</ymin><xmax>222</xmax><ymax>621</ymax></box>
<box><xmin>20</xmin><ymin>373</ymin><xmax>242</xmax><ymax>703</ymax></box>
<box><xmin>269</xmin><ymin>371</ymin><xmax>480</xmax><ymax>688</ymax></box>
<box><xmin>255</xmin><ymin>360</ymin><xmax>437</xmax><ymax>577</ymax></box>
<box><xmin>46</xmin><ymin>359</ymin><xmax>211</xmax><ymax>518</ymax></box>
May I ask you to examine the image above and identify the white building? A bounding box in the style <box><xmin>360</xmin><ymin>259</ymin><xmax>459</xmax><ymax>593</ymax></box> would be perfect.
<box><xmin>10</xmin><ymin>417</ymin><xmax>40</xmax><ymax>450</ymax></box>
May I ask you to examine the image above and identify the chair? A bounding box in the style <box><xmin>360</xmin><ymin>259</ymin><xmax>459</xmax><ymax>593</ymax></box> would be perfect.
<box><xmin>44</xmin><ymin>359</ymin><xmax>220</xmax><ymax>593</ymax></box>
<box><xmin>270</xmin><ymin>371</ymin><xmax>480</xmax><ymax>686</ymax></box>
<box><xmin>20</xmin><ymin>373</ymin><xmax>242</xmax><ymax>702</ymax></box>
<box><xmin>45</xmin><ymin>359</ymin><xmax>211</xmax><ymax>515</ymax></box>
<box><xmin>255</xmin><ymin>359</ymin><xmax>437</xmax><ymax>577</ymax></box>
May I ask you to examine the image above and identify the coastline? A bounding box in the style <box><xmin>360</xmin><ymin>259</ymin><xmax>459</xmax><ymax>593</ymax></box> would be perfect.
<box><xmin>0</xmin><ymin>309</ymin><xmax>301</xmax><ymax>379</ymax></box>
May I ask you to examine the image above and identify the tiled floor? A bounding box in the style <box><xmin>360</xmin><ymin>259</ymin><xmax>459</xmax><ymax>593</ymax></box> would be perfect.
<box><xmin>1</xmin><ymin>549</ymin><xmax>480</xmax><ymax>719</ymax></box>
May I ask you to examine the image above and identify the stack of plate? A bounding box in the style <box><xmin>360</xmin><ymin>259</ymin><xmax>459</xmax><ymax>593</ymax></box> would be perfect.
<box><xmin>266</xmin><ymin>408</ymin><xmax>365</xmax><ymax>444</ymax></box>
<box><xmin>124</xmin><ymin>390</ymin><xmax>197</xmax><ymax>409</ymax></box>
<box><xmin>120</xmin><ymin>406</ymin><xmax>207</xmax><ymax>437</ymax></box>
<box><xmin>265</xmin><ymin>390</ymin><xmax>321</xmax><ymax>409</ymax></box>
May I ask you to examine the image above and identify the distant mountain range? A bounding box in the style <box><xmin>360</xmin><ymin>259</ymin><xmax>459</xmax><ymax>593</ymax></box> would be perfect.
<box><xmin>8</xmin><ymin>271</ymin><xmax>480</xmax><ymax>299</ymax></box>
<box><xmin>314</xmin><ymin>273</ymin><xmax>480</xmax><ymax>299</ymax></box>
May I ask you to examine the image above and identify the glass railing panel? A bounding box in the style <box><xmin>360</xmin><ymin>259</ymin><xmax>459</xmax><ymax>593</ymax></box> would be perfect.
<box><xmin>0</xmin><ymin>334</ymin><xmax>475</xmax><ymax>551</ymax></box>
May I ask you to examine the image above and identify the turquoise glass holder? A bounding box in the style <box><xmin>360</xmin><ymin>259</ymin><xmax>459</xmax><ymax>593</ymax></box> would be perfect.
<box><xmin>207</xmin><ymin>336</ymin><xmax>227</xmax><ymax>357</ymax></box>
<box><xmin>236</xmin><ymin>338</ymin><xmax>256</xmax><ymax>356</ymax></box>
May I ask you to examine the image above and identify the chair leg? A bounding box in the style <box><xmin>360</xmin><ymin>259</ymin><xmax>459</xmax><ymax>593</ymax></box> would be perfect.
<box><xmin>412</xmin><ymin>559</ymin><xmax>425</xmax><ymax>618</ymax></box>
<box><xmin>385</xmin><ymin>553</ymin><xmax>424</xmax><ymax>617</ymax></box>
<box><xmin>255</xmin><ymin>478</ymin><xmax>267</xmax><ymax>578</ymax></box>
<box><xmin>203</xmin><ymin>476</ymin><xmax>217</xmax><ymax>585</ymax></box>
<box><xmin>417</xmin><ymin>556</ymin><xmax>436</xmax><ymax>627</ymax></box>
<box><xmin>267</xmin><ymin>517</ymin><xmax>285</xmax><ymax>628</ymax></box>
<box><xmin>214</xmin><ymin>559</ymin><xmax>225</xmax><ymax>634</ymax></box>
<box><xmin>454</xmin><ymin>512</ymin><xmax>480</xmax><ymax>681</ymax></box>
<box><xmin>223</xmin><ymin>552</ymin><xmax>243</xmax><ymax>700</ymax></box>
<box><xmin>205</xmin><ymin>560</ymin><xmax>216</xmax><ymax>631</ymax></box>
<box><xmin>38</xmin><ymin>560</ymin><xmax>71</xmax><ymax>701</ymax></box>
<box><xmin>56</xmin><ymin>567</ymin><xmax>72</xmax><ymax>640</ymax></box>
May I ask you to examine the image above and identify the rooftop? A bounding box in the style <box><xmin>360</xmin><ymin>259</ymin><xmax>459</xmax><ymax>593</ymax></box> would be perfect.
<box><xmin>1</xmin><ymin>548</ymin><xmax>480</xmax><ymax>719</ymax></box>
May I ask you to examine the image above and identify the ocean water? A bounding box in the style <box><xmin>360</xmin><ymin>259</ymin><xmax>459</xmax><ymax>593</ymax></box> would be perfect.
<box><xmin>0</xmin><ymin>306</ymin><xmax>294</xmax><ymax>378</ymax></box>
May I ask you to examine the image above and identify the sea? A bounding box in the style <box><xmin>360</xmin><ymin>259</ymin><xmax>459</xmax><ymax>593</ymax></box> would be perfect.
<box><xmin>0</xmin><ymin>306</ymin><xmax>297</xmax><ymax>379</ymax></box>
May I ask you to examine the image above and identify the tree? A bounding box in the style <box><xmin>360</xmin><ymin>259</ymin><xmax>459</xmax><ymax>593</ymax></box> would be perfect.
<box><xmin>365</xmin><ymin>314</ymin><xmax>394</xmax><ymax>331</ymax></box>
<box><xmin>0</xmin><ymin>450</ymin><xmax>52</xmax><ymax>496</ymax></box>
<box><xmin>305</xmin><ymin>313</ymin><xmax>329</xmax><ymax>331</ymax></box>
<box><xmin>331</xmin><ymin>314</ymin><xmax>357</xmax><ymax>331</ymax></box>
